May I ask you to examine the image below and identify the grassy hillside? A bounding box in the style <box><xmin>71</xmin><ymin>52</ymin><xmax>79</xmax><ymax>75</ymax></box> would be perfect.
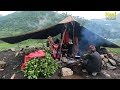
<box><xmin>0</xmin><ymin>11</ymin><xmax>69</xmax><ymax>38</ymax></box>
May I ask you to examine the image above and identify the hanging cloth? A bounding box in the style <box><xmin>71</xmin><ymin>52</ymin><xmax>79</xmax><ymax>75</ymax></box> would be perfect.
<box><xmin>63</xmin><ymin>24</ymin><xmax>69</xmax><ymax>45</ymax></box>
<box><xmin>63</xmin><ymin>30</ymin><xmax>69</xmax><ymax>45</ymax></box>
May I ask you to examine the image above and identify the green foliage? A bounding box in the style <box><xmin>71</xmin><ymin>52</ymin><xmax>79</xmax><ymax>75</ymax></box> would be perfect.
<box><xmin>22</xmin><ymin>52</ymin><xmax>60</xmax><ymax>79</ymax></box>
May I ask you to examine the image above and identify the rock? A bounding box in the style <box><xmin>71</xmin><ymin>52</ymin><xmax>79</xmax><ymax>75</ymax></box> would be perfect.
<box><xmin>101</xmin><ymin>71</ymin><xmax>111</xmax><ymax>78</ymax></box>
<box><xmin>56</xmin><ymin>61</ymin><xmax>62</xmax><ymax>64</ymax></box>
<box><xmin>0</xmin><ymin>61</ymin><xmax>6</xmax><ymax>69</ymax></box>
<box><xmin>100</xmin><ymin>55</ymin><xmax>105</xmax><ymax>59</ymax></box>
<box><xmin>0</xmin><ymin>69</ymin><xmax>4</xmax><ymax>71</ymax></box>
<box><xmin>103</xmin><ymin>58</ymin><xmax>108</xmax><ymax>63</ymax></box>
<box><xmin>102</xmin><ymin>61</ymin><xmax>105</xmax><ymax>66</ymax></box>
<box><xmin>105</xmin><ymin>74</ymin><xmax>111</xmax><ymax>78</ymax></box>
<box><xmin>86</xmin><ymin>75</ymin><xmax>89</xmax><ymax>78</ymax></box>
<box><xmin>62</xmin><ymin>57</ymin><xmax>68</xmax><ymax>63</ymax></box>
<box><xmin>106</xmin><ymin>63</ymin><xmax>116</xmax><ymax>70</ymax></box>
<box><xmin>61</xmin><ymin>67</ymin><xmax>73</xmax><ymax>76</ymax></box>
<box><xmin>113</xmin><ymin>73</ymin><xmax>120</xmax><ymax>76</ymax></box>
<box><xmin>67</xmin><ymin>60</ymin><xmax>76</xmax><ymax>64</ymax></box>
<box><xmin>108</xmin><ymin>59</ymin><xmax>116</xmax><ymax>66</ymax></box>
<box><xmin>10</xmin><ymin>48</ymin><xmax>16</xmax><ymax>51</ymax></box>
<box><xmin>102</xmin><ymin>60</ymin><xmax>104</xmax><ymax>65</ymax></box>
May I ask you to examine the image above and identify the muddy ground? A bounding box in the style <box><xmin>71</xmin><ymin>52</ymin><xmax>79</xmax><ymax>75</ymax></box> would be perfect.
<box><xmin>0</xmin><ymin>50</ymin><xmax>120</xmax><ymax>79</ymax></box>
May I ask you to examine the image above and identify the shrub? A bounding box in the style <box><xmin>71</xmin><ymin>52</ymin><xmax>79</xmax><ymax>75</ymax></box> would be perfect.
<box><xmin>22</xmin><ymin>52</ymin><xmax>60</xmax><ymax>79</ymax></box>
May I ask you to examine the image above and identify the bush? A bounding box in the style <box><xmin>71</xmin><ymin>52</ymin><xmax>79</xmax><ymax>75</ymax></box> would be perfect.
<box><xmin>22</xmin><ymin>52</ymin><xmax>60</xmax><ymax>79</ymax></box>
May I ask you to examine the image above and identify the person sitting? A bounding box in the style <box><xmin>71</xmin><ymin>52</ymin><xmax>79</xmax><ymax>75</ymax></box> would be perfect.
<box><xmin>82</xmin><ymin>45</ymin><xmax>102</xmax><ymax>76</ymax></box>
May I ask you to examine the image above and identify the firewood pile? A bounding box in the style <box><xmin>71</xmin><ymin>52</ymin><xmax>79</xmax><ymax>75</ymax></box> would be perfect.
<box><xmin>100</xmin><ymin>53</ymin><xmax>120</xmax><ymax>70</ymax></box>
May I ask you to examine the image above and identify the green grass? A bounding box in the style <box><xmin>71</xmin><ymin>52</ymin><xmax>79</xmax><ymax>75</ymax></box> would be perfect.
<box><xmin>107</xmin><ymin>48</ymin><xmax>120</xmax><ymax>55</ymax></box>
<box><xmin>0</xmin><ymin>39</ymin><xmax>47</xmax><ymax>51</ymax></box>
<box><xmin>106</xmin><ymin>39</ymin><xmax>120</xmax><ymax>55</ymax></box>
<box><xmin>0</xmin><ymin>43</ymin><xmax>16</xmax><ymax>51</ymax></box>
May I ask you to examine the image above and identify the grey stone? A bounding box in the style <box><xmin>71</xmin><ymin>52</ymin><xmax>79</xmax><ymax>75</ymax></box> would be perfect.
<box><xmin>101</xmin><ymin>71</ymin><xmax>111</xmax><ymax>78</ymax></box>
<box><xmin>67</xmin><ymin>60</ymin><xmax>76</xmax><ymax>64</ymax></box>
<box><xmin>62</xmin><ymin>57</ymin><xmax>68</xmax><ymax>63</ymax></box>
<box><xmin>106</xmin><ymin>63</ymin><xmax>116</xmax><ymax>70</ymax></box>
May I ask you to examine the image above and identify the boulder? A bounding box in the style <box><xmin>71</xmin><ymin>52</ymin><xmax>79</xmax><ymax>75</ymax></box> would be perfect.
<box><xmin>103</xmin><ymin>58</ymin><xmax>108</xmax><ymax>63</ymax></box>
<box><xmin>0</xmin><ymin>61</ymin><xmax>6</xmax><ymax>69</ymax></box>
<box><xmin>108</xmin><ymin>59</ymin><xmax>116</xmax><ymax>66</ymax></box>
<box><xmin>106</xmin><ymin>63</ymin><xmax>116</xmax><ymax>70</ymax></box>
<box><xmin>61</xmin><ymin>67</ymin><xmax>73</xmax><ymax>76</ymax></box>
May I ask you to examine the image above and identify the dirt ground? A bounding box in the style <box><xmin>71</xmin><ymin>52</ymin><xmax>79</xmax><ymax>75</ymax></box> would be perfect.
<box><xmin>0</xmin><ymin>50</ymin><xmax>120</xmax><ymax>79</ymax></box>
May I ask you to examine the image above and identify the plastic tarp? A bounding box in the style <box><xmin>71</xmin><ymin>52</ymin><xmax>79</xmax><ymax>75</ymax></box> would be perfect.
<box><xmin>21</xmin><ymin>50</ymin><xmax>45</xmax><ymax>70</ymax></box>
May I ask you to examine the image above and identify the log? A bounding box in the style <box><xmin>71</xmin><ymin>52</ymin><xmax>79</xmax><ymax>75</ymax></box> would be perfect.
<box><xmin>103</xmin><ymin>58</ymin><xmax>108</xmax><ymax>63</ymax></box>
<box><xmin>108</xmin><ymin>58</ymin><xmax>116</xmax><ymax>66</ymax></box>
<box><xmin>100</xmin><ymin>55</ymin><xmax>105</xmax><ymax>59</ymax></box>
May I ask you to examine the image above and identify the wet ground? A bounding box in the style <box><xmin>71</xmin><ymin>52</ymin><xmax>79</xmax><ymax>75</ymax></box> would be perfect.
<box><xmin>0</xmin><ymin>50</ymin><xmax>120</xmax><ymax>79</ymax></box>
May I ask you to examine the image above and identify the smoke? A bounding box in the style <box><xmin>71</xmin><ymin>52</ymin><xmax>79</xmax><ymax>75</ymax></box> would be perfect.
<box><xmin>77</xmin><ymin>26</ymin><xmax>120</xmax><ymax>53</ymax></box>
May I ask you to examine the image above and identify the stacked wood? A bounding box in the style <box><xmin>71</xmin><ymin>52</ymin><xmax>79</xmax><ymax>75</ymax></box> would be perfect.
<box><xmin>100</xmin><ymin>53</ymin><xmax>117</xmax><ymax>70</ymax></box>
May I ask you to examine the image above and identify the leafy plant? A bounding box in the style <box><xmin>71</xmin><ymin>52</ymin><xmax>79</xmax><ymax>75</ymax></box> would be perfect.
<box><xmin>22</xmin><ymin>52</ymin><xmax>60</xmax><ymax>79</ymax></box>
